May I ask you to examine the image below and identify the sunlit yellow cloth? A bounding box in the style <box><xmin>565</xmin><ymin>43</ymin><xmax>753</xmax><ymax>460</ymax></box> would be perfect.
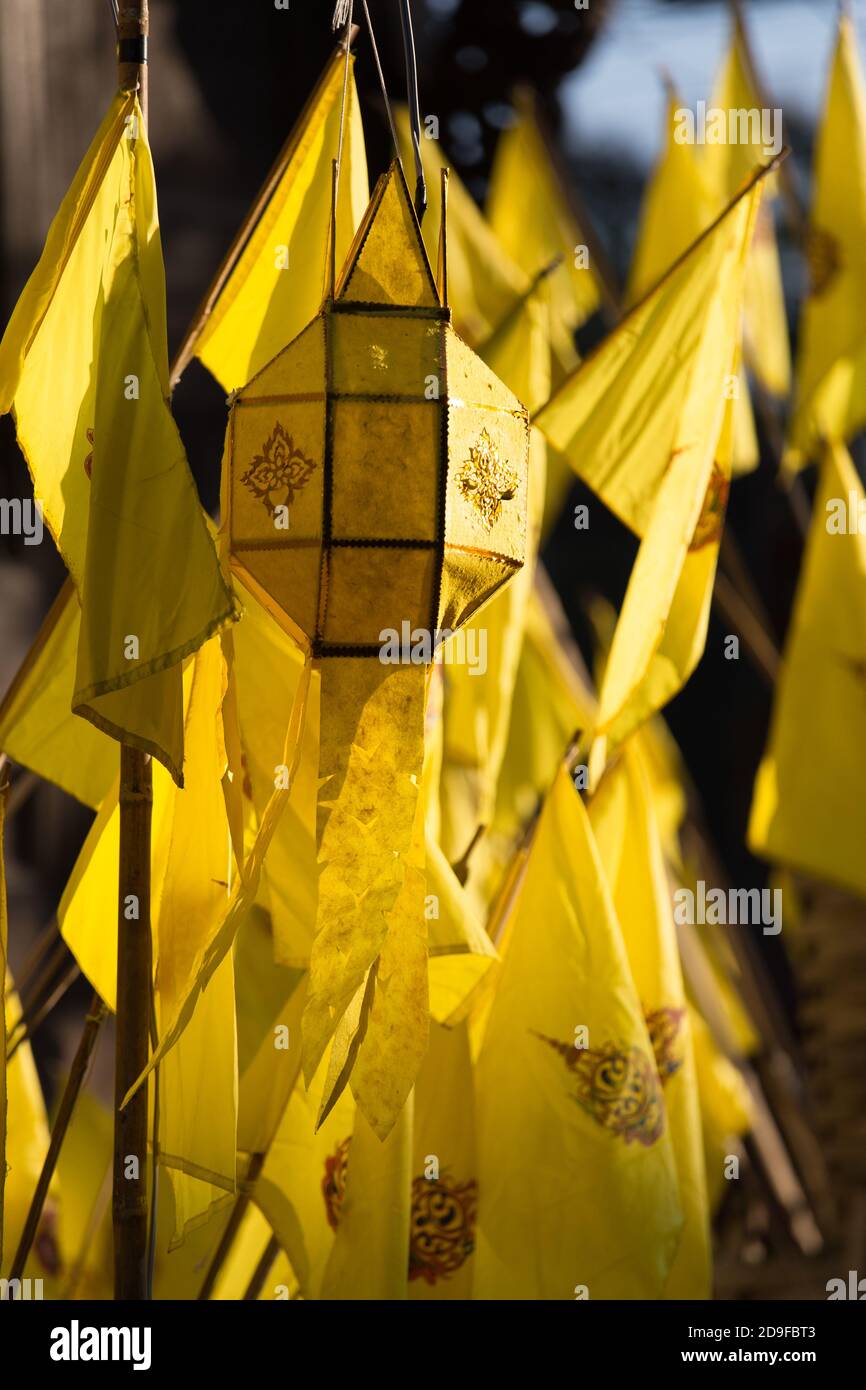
<box><xmin>688</xmin><ymin>1006</ymin><xmax>752</xmax><ymax>1210</ymax></box>
<box><xmin>0</xmin><ymin>584</ymin><xmax>115</xmax><ymax>810</ymax></box>
<box><xmin>626</xmin><ymin>91</ymin><xmax>758</xmax><ymax>476</ymax></box>
<box><xmin>196</xmin><ymin>52</ymin><xmax>368</xmax><ymax>393</ymax></box>
<box><xmin>702</xmin><ymin>19</ymin><xmax>791</xmax><ymax>398</ymax></box>
<box><xmin>749</xmin><ymin>442</ymin><xmax>866</xmax><ymax>897</ymax></box>
<box><xmin>589</xmin><ymin>743</ymin><xmax>710</xmax><ymax>1298</ymax></box>
<box><xmin>475</xmin><ymin>767</ymin><xmax>683</xmax><ymax>1299</ymax></box>
<box><xmin>538</xmin><ymin>173</ymin><xmax>762</xmax><ymax>762</ymax></box>
<box><xmin>396</xmin><ymin>108</ymin><xmax>527</xmax><ymax>346</ymax></box>
<box><xmin>440</xmin><ymin>275</ymin><xmax>550</xmax><ymax>861</ymax></box>
<box><xmin>2</xmin><ymin>976</ymin><xmax>55</xmax><ymax>1278</ymax></box>
<box><xmin>788</xmin><ymin>15</ymin><xmax>866</xmax><ymax>466</ymax></box>
<box><xmin>408</xmin><ymin>1020</ymin><xmax>477</xmax><ymax>1298</ymax></box>
<box><xmin>0</xmin><ymin>93</ymin><xmax>237</xmax><ymax>784</ymax></box>
<box><xmin>0</xmin><ymin>788</ymin><xmax>6</xmax><ymax>1267</ymax></box>
<box><xmin>487</xmin><ymin>88</ymin><xmax>600</xmax><ymax>335</ymax></box>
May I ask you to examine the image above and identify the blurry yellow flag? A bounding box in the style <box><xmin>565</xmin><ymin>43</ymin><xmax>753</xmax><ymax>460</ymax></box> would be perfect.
<box><xmin>538</xmin><ymin>173</ymin><xmax>763</xmax><ymax>758</ymax></box>
<box><xmin>627</xmin><ymin>89</ymin><xmax>758</xmax><ymax>475</ymax></box>
<box><xmin>2</xmin><ymin>976</ymin><xmax>55</xmax><ymax>1279</ymax></box>
<box><xmin>749</xmin><ymin>442</ymin><xmax>866</xmax><ymax>897</ymax></box>
<box><xmin>409</xmin><ymin>1021</ymin><xmax>477</xmax><ymax>1298</ymax></box>
<box><xmin>688</xmin><ymin>1006</ymin><xmax>752</xmax><ymax>1210</ymax></box>
<box><xmin>703</xmin><ymin>18</ymin><xmax>791</xmax><ymax>398</ymax></box>
<box><xmin>475</xmin><ymin>767</ymin><xmax>683</xmax><ymax>1299</ymax></box>
<box><xmin>0</xmin><ymin>93</ymin><xmax>237</xmax><ymax>784</ymax></box>
<box><xmin>440</xmin><ymin>277</ymin><xmax>549</xmax><ymax>861</ymax></box>
<box><xmin>196</xmin><ymin>51</ymin><xmax>368</xmax><ymax>392</ymax></box>
<box><xmin>492</xmin><ymin>581</ymin><xmax>595</xmax><ymax>836</ymax></box>
<box><xmin>487</xmin><ymin>88</ymin><xmax>600</xmax><ymax>337</ymax></box>
<box><xmin>788</xmin><ymin>15</ymin><xmax>866</xmax><ymax>466</ymax></box>
<box><xmin>0</xmin><ymin>582</ymin><xmax>115</xmax><ymax>810</ymax></box>
<box><xmin>588</xmin><ymin>742</ymin><xmax>710</xmax><ymax>1299</ymax></box>
<box><xmin>396</xmin><ymin>109</ymin><xmax>527</xmax><ymax>345</ymax></box>
<box><xmin>626</xmin><ymin>93</ymin><xmax>714</xmax><ymax>307</ymax></box>
<box><xmin>0</xmin><ymin>787</ymin><xmax>6</xmax><ymax>1267</ymax></box>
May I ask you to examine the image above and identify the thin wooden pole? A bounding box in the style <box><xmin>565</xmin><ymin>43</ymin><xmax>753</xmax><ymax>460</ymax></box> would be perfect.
<box><xmin>114</xmin><ymin>744</ymin><xmax>152</xmax><ymax>1300</ymax></box>
<box><xmin>197</xmin><ymin>1152</ymin><xmax>266</xmax><ymax>1300</ymax></box>
<box><xmin>114</xmin><ymin>0</ymin><xmax>152</xmax><ymax>1304</ymax></box>
<box><xmin>9</xmin><ymin>994</ymin><xmax>108</xmax><ymax>1280</ymax></box>
<box><xmin>243</xmin><ymin>1234</ymin><xmax>280</xmax><ymax>1302</ymax></box>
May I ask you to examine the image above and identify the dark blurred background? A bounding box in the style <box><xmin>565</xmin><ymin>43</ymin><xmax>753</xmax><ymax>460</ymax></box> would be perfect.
<box><xmin>0</xmin><ymin>0</ymin><xmax>850</xmax><ymax>1098</ymax></box>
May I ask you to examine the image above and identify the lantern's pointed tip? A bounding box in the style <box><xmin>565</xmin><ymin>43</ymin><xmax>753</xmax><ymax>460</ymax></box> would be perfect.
<box><xmin>336</xmin><ymin>159</ymin><xmax>440</xmax><ymax>308</ymax></box>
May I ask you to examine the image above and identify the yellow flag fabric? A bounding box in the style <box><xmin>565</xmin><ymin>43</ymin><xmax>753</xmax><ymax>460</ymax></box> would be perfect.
<box><xmin>409</xmin><ymin>1020</ymin><xmax>477</xmax><ymax>1298</ymax></box>
<box><xmin>626</xmin><ymin>91</ymin><xmax>758</xmax><ymax>476</ymax></box>
<box><xmin>588</xmin><ymin>743</ymin><xmax>711</xmax><ymax>1298</ymax></box>
<box><xmin>703</xmin><ymin>23</ymin><xmax>791</xmax><ymax>398</ymax></box>
<box><xmin>2</xmin><ymin>976</ymin><xmax>55</xmax><ymax>1278</ymax></box>
<box><xmin>689</xmin><ymin>1006</ymin><xmax>752</xmax><ymax>1210</ymax></box>
<box><xmin>537</xmin><ymin>172</ymin><xmax>760</xmax><ymax>538</ymax></box>
<box><xmin>788</xmin><ymin>15</ymin><xmax>866</xmax><ymax>466</ymax></box>
<box><xmin>196</xmin><ymin>52</ymin><xmax>369</xmax><ymax>393</ymax></box>
<box><xmin>475</xmin><ymin>767</ymin><xmax>683</xmax><ymax>1299</ymax></box>
<box><xmin>439</xmin><ymin>277</ymin><xmax>549</xmax><ymax>861</ymax></box>
<box><xmin>0</xmin><ymin>787</ymin><xmax>6</xmax><ymax>1267</ymax></box>
<box><xmin>0</xmin><ymin>93</ymin><xmax>237</xmax><ymax>785</ymax></box>
<box><xmin>538</xmin><ymin>175</ymin><xmax>761</xmax><ymax>758</ymax></box>
<box><xmin>749</xmin><ymin>442</ymin><xmax>866</xmax><ymax>897</ymax></box>
<box><xmin>396</xmin><ymin>109</ymin><xmax>527</xmax><ymax>345</ymax></box>
<box><xmin>487</xmin><ymin>88</ymin><xmax>600</xmax><ymax>337</ymax></box>
<box><xmin>0</xmin><ymin>582</ymin><xmax>115</xmax><ymax>810</ymax></box>
<box><xmin>492</xmin><ymin>581</ymin><xmax>595</xmax><ymax>836</ymax></box>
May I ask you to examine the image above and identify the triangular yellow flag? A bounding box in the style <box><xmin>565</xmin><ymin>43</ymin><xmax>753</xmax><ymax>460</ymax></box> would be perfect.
<box><xmin>196</xmin><ymin>50</ymin><xmax>368</xmax><ymax>392</ymax></box>
<box><xmin>703</xmin><ymin>16</ymin><xmax>791</xmax><ymax>399</ymax></box>
<box><xmin>626</xmin><ymin>89</ymin><xmax>758</xmax><ymax>478</ymax></box>
<box><xmin>0</xmin><ymin>582</ymin><xmax>115</xmax><ymax>810</ymax></box>
<box><xmin>487</xmin><ymin>88</ymin><xmax>600</xmax><ymax>336</ymax></box>
<box><xmin>749</xmin><ymin>442</ymin><xmax>866</xmax><ymax>898</ymax></box>
<box><xmin>0</xmin><ymin>94</ymin><xmax>237</xmax><ymax>784</ymax></box>
<box><xmin>588</xmin><ymin>742</ymin><xmax>711</xmax><ymax>1298</ymax></box>
<box><xmin>396</xmin><ymin>108</ymin><xmax>527</xmax><ymax>345</ymax></box>
<box><xmin>475</xmin><ymin>766</ymin><xmax>683</xmax><ymax>1299</ymax></box>
<box><xmin>788</xmin><ymin>14</ymin><xmax>866</xmax><ymax>466</ymax></box>
<box><xmin>537</xmin><ymin>169</ymin><xmax>766</xmax><ymax>757</ymax></box>
<box><xmin>0</xmin><ymin>784</ymin><xmax>7</xmax><ymax>1269</ymax></box>
<box><xmin>439</xmin><ymin>274</ymin><xmax>550</xmax><ymax>861</ymax></box>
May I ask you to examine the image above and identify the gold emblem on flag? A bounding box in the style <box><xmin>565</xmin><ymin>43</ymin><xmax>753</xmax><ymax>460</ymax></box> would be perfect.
<box><xmin>408</xmin><ymin>1174</ymin><xmax>478</xmax><ymax>1284</ymax></box>
<box><xmin>689</xmin><ymin>461</ymin><xmax>730</xmax><ymax>551</ymax></box>
<box><xmin>645</xmin><ymin>1005</ymin><xmax>686</xmax><ymax>1085</ymax></box>
<box><xmin>321</xmin><ymin>1137</ymin><xmax>351</xmax><ymax>1231</ymax></box>
<box><xmin>535</xmin><ymin>1032</ymin><xmax>665</xmax><ymax>1147</ymax></box>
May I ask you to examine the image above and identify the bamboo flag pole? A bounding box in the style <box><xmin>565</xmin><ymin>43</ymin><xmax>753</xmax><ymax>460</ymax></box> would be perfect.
<box><xmin>114</xmin><ymin>0</ymin><xmax>152</xmax><ymax>1303</ymax></box>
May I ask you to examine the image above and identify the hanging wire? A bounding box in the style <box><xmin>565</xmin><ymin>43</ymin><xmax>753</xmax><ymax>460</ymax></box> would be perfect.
<box><xmin>398</xmin><ymin>0</ymin><xmax>426</xmax><ymax>221</ymax></box>
<box><xmin>362</xmin><ymin>2</ymin><xmax>402</xmax><ymax>164</ymax></box>
<box><xmin>108</xmin><ymin>0</ymin><xmax>119</xmax><ymax>27</ymax></box>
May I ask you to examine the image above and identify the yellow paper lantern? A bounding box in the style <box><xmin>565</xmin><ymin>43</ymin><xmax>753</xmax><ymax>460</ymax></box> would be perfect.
<box><xmin>221</xmin><ymin>159</ymin><xmax>531</xmax><ymax>1139</ymax></box>
<box><xmin>225</xmin><ymin>159</ymin><xmax>530</xmax><ymax>658</ymax></box>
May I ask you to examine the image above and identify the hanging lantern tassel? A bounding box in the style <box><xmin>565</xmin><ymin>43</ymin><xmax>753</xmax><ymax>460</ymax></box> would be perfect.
<box><xmin>224</xmin><ymin>161</ymin><xmax>529</xmax><ymax>1139</ymax></box>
